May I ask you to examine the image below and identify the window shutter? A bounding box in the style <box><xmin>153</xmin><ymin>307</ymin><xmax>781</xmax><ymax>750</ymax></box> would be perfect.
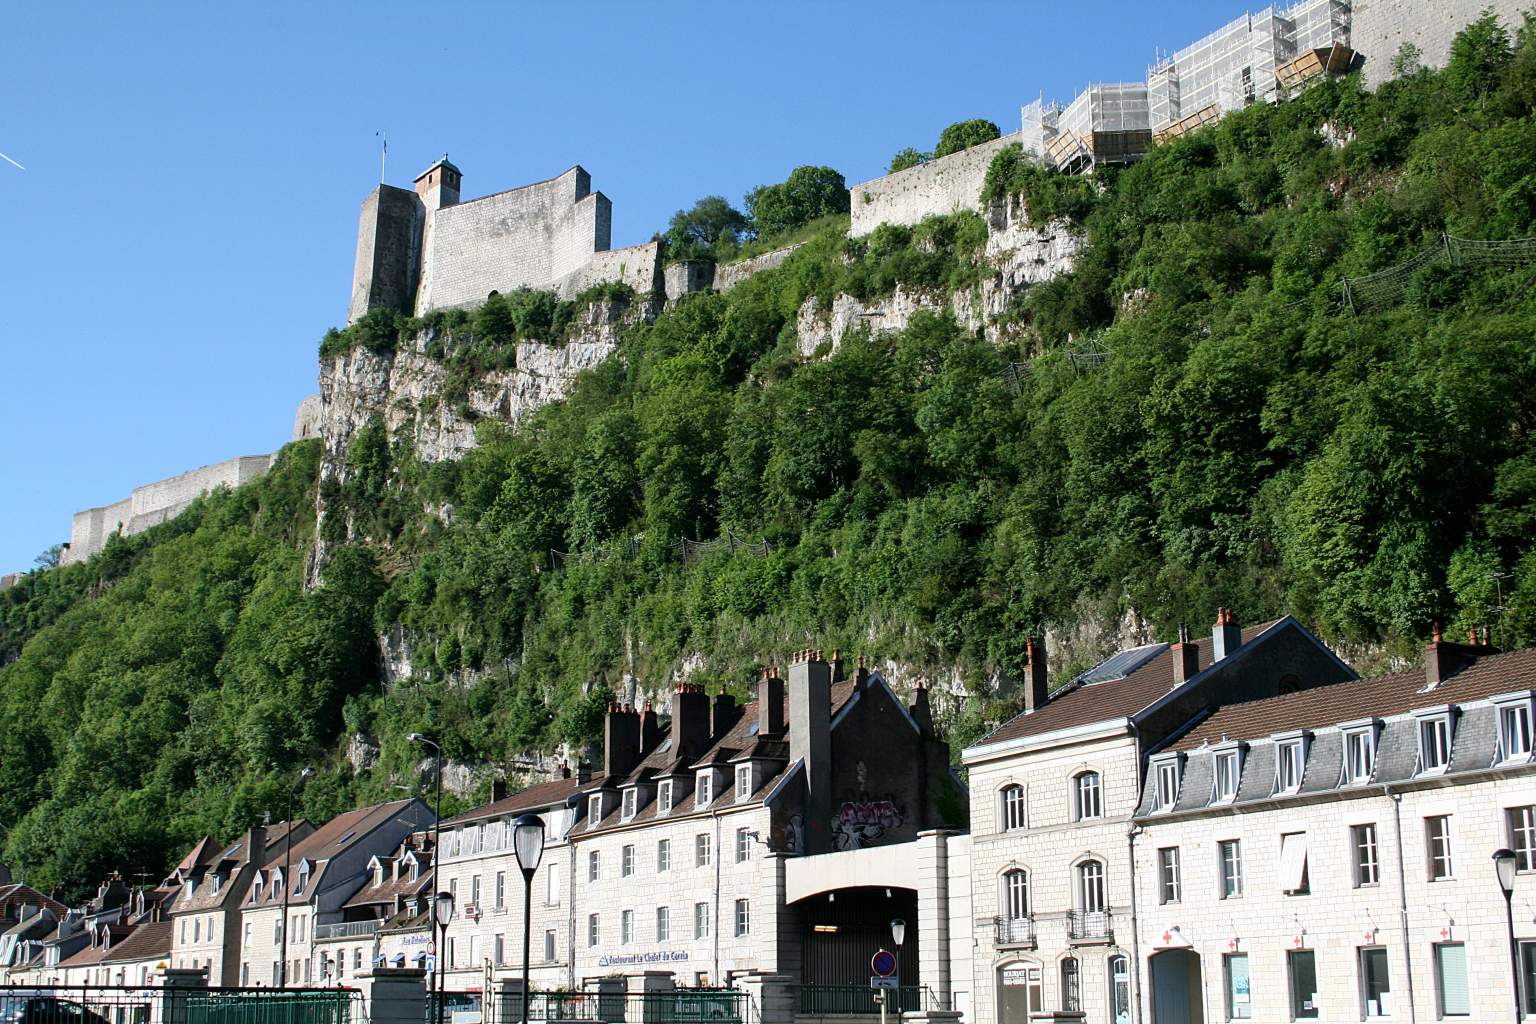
<box><xmin>1279</xmin><ymin>833</ymin><xmax>1309</xmax><ymax>893</ymax></box>
<box><xmin>1438</xmin><ymin>945</ymin><xmax>1470</xmax><ymax>1014</ymax></box>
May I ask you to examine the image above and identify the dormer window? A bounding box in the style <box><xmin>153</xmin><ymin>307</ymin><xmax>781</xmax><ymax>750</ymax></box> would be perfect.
<box><xmin>696</xmin><ymin>774</ymin><xmax>712</xmax><ymax>808</ymax></box>
<box><xmin>294</xmin><ymin>867</ymin><xmax>308</xmax><ymax>897</ymax></box>
<box><xmin>588</xmin><ymin>794</ymin><xmax>603</xmax><ymax>826</ymax></box>
<box><xmin>1213</xmin><ymin>748</ymin><xmax>1241</xmax><ymax>803</ymax></box>
<box><xmin>1342</xmin><ymin>721</ymin><xmax>1377</xmax><ymax>784</ymax></box>
<box><xmin>1275</xmin><ymin>736</ymin><xmax>1306</xmax><ymax>794</ymax></box>
<box><xmin>1153</xmin><ymin>757</ymin><xmax>1181</xmax><ymax>812</ymax></box>
<box><xmin>1414</xmin><ymin>709</ymin><xmax>1454</xmax><ymax>775</ymax></box>
<box><xmin>622</xmin><ymin>788</ymin><xmax>638</xmax><ymax>821</ymax></box>
<box><xmin>735</xmin><ymin>765</ymin><xmax>752</xmax><ymax>801</ymax></box>
<box><xmin>658</xmin><ymin>781</ymin><xmax>674</xmax><ymax>816</ymax></box>
<box><xmin>1496</xmin><ymin>696</ymin><xmax>1534</xmax><ymax>764</ymax></box>
<box><xmin>183</xmin><ymin>878</ymin><xmax>194</xmax><ymax>901</ymax></box>
<box><xmin>211</xmin><ymin>873</ymin><xmax>222</xmax><ymax>896</ymax></box>
<box><xmin>251</xmin><ymin>878</ymin><xmax>263</xmax><ymax>903</ymax></box>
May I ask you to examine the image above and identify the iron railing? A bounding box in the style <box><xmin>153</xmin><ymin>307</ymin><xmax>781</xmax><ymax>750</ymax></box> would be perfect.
<box><xmin>496</xmin><ymin>991</ymin><xmax>744</xmax><ymax>1024</ymax></box>
<box><xmin>992</xmin><ymin>915</ymin><xmax>1036</xmax><ymax>946</ymax></box>
<box><xmin>0</xmin><ymin>986</ymin><xmax>361</xmax><ymax>1024</ymax></box>
<box><xmin>793</xmin><ymin>986</ymin><xmax>923</xmax><ymax>1016</ymax></box>
<box><xmin>425</xmin><ymin>992</ymin><xmax>480</xmax><ymax>1024</ymax></box>
<box><xmin>313</xmin><ymin>921</ymin><xmax>382</xmax><ymax>941</ymax></box>
<box><xmin>1067</xmin><ymin>910</ymin><xmax>1113</xmax><ymax>941</ymax></box>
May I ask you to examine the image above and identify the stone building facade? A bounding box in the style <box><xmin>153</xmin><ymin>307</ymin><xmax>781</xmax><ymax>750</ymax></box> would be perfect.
<box><xmin>1133</xmin><ymin>638</ymin><xmax>1536</xmax><ymax>1023</ymax></box>
<box><xmin>961</xmin><ymin>616</ymin><xmax>1354</xmax><ymax>1024</ymax></box>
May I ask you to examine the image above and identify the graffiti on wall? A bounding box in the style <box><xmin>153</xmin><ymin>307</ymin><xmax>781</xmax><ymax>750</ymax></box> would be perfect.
<box><xmin>832</xmin><ymin>796</ymin><xmax>905</xmax><ymax>850</ymax></box>
<box><xmin>772</xmin><ymin>813</ymin><xmax>806</xmax><ymax>855</ymax></box>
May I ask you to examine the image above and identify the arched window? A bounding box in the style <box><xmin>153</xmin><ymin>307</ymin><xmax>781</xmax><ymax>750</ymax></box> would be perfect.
<box><xmin>1000</xmin><ymin>784</ymin><xmax>1027</xmax><ymax>831</ymax></box>
<box><xmin>1076</xmin><ymin>859</ymin><xmax>1106</xmax><ymax>913</ymax></box>
<box><xmin>1060</xmin><ymin>957</ymin><xmax>1081</xmax><ymax>1013</ymax></box>
<box><xmin>1073</xmin><ymin>771</ymin><xmax>1103</xmax><ymax>820</ymax></box>
<box><xmin>1003</xmin><ymin>869</ymin><xmax>1030</xmax><ymax>920</ymax></box>
<box><xmin>1108</xmin><ymin>955</ymin><xmax>1131</xmax><ymax>1024</ymax></box>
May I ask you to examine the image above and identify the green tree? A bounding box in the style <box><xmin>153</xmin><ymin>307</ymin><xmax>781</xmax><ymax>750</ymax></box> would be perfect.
<box><xmin>663</xmin><ymin>196</ymin><xmax>750</xmax><ymax>263</ymax></box>
<box><xmin>933</xmin><ymin>118</ymin><xmax>1001</xmax><ymax>158</ymax></box>
<box><xmin>745</xmin><ymin>166</ymin><xmax>850</xmax><ymax>240</ymax></box>
<box><xmin>888</xmin><ymin>147</ymin><xmax>930</xmax><ymax>173</ymax></box>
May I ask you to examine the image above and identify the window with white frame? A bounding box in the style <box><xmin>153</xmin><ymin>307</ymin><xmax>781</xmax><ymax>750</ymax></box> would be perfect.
<box><xmin>621</xmin><ymin>910</ymin><xmax>634</xmax><ymax>945</ymax></box>
<box><xmin>1158</xmin><ymin>847</ymin><xmax>1181</xmax><ymax>904</ymax></box>
<box><xmin>694</xmin><ymin>902</ymin><xmax>710</xmax><ymax>939</ymax></box>
<box><xmin>1508</xmin><ymin>805</ymin><xmax>1536</xmax><ymax>871</ymax></box>
<box><xmin>1352</xmin><ymin>824</ymin><xmax>1379</xmax><ymax>887</ymax></box>
<box><xmin>658</xmin><ymin>781</ymin><xmax>673</xmax><ymax>815</ymax></box>
<box><xmin>588</xmin><ymin>794</ymin><xmax>603</xmax><ymax>825</ymax></box>
<box><xmin>543</xmin><ymin>930</ymin><xmax>556</xmax><ymax>963</ymax></box>
<box><xmin>1360</xmin><ymin>946</ymin><xmax>1391</xmax><ymax>1019</ymax></box>
<box><xmin>696</xmin><ymin>774</ymin><xmax>712</xmax><ymax>807</ymax></box>
<box><xmin>1219</xmin><ymin>839</ymin><xmax>1244</xmax><ymax>898</ymax></box>
<box><xmin>1076</xmin><ymin>860</ymin><xmax>1106</xmax><ymax>913</ymax></box>
<box><xmin>622</xmin><ymin>845</ymin><xmax>635</xmax><ymax>878</ymax></box>
<box><xmin>1061</xmin><ymin>957</ymin><xmax>1081</xmax><ymax>1012</ymax></box>
<box><xmin>1417</xmin><ymin>713</ymin><xmax>1453</xmax><ymax>774</ymax></box>
<box><xmin>545</xmin><ymin>863</ymin><xmax>559</xmax><ymax>904</ymax></box>
<box><xmin>736</xmin><ymin>764</ymin><xmax>752</xmax><ymax>800</ymax></box>
<box><xmin>587</xmin><ymin>914</ymin><xmax>599</xmax><ymax>947</ymax></box>
<box><xmin>1001</xmin><ymin>962</ymin><xmax>1042</xmax><ymax>1014</ymax></box>
<box><xmin>696</xmin><ymin>833</ymin><xmax>711</xmax><ymax>867</ymax></box>
<box><xmin>1500</xmin><ymin>700</ymin><xmax>1534</xmax><ymax>763</ymax></box>
<box><xmin>1276</xmin><ymin>738</ymin><xmax>1305</xmax><ymax>793</ymax></box>
<box><xmin>656</xmin><ymin>906</ymin><xmax>670</xmax><ymax>942</ymax></box>
<box><xmin>495</xmin><ymin>871</ymin><xmax>505</xmax><ymax>910</ymax></box>
<box><xmin>1213</xmin><ymin>749</ymin><xmax>1241</xmax><ymax>802</ymax></box>
<box><xmin>1426</xmin><ymin>815</ymin><xmax>1455</xmax><ymax>880</ymax></box>
<box><xmin>1154</xmin><ymin>759</ymin><xmax>1181</xmax><ymax>811</ymax></box>
<box><xmin>735</xmin><ymin>828</ymin><xmax>752</xmax><ymax>863</ymax></box>
<box><xmin>734</xmin><ymin>899</ymin><xmax>750</xmax><ymax>937</ymax></box>
<box><xmin>657</xmin><ymin>839</ymin><xmax>671</xmax><ymax>873</ymax></box>
<box><xmin>1074</xmin><ymin>772</ymin><xmax>1102</xmax><ymax>820</ymax></box>
<box><xmin>1000</xmin><ymin>784</ymin><xmax>1027</xmax><ymax>831</ymax></box>
<box><xmin>588</xmin><ymin>850</ymin><xmax>600</xmax><ymax>883</ymax></box>
<box><xmin>622</xmin><ymin>788</ymin><xmax>637</xmax><ymax>820</ymax></box>
<box><xmin>1344</xmin><ymin>727</ymin><xmax>1376</xmax><ymax>784</ymax></box>
<box><xmin>1003</xmin><ymin>869</ymin><xmax>1029</xmax><ymax>921</ymax></box>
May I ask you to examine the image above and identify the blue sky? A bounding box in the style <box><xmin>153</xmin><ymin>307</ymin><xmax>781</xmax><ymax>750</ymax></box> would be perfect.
<box><xmin>0</xmin><ymin>0</ymin><xmax>1241</xmax><ymax>572</ymax></box>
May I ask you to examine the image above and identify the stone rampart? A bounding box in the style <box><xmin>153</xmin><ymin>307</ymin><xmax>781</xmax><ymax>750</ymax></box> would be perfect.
<box><xmin>555</xmin><ymin>241</ymin><xmax>663</xmax><ymax>299</ymax></box>
<box><xmin>415</xmin><ymin>167</ymin><xmax>610</xmax><ymax>313</ymax></box>
<box><xmin>1351</xmin><ymin>0</ymin><xmax>1529</xmax><ymax>85</ymax></box>
<box><xmin>714</xmin><ymin>243</ymin><xmax>805</xmax><ymax>291</ymax></box>
<box><xmin>849</xmin><ymin>132</ymin><xmax>1022</xmax><ymax>236</ymax></box>
<box><xmin>292</xmin><ymin>394</ymin><xmax>323</xmax><ymax>441</ymax></box>
<box><xmin>0</xmin><ymin>572</ymin><xmax>24</xmax><ymax>592</ymax></box>
<box><xmin>61</xmin><ymin>455</ymin><xmax>274</xmax><ymax>565</ymax></box>
<box><xmin>348</xmin><ymin>186</ymin><xmax>423</xmax><ymax>324</ymax></box>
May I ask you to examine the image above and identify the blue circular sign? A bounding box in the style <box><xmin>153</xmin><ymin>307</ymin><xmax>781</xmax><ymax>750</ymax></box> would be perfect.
<box><xmin>872</xmin><ymin>950</ymin><xmax>898</xmax><ymax>977</ymax></box>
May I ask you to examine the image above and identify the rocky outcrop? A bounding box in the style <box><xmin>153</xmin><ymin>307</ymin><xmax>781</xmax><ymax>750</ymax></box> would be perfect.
<box><xmin>794</xmin><ymin>198</ymin><xmax>1081</xmax><ymax>356</ymax></box>
<box><xmin>306</xmin><ymin>297</ymin><xmax>644</xmax><ymax>586</ymax></box>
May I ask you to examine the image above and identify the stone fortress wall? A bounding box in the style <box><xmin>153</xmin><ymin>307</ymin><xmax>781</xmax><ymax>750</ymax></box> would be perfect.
<box><xmin>846</xmin><ymin>0</ymin><xmax>1527</xmax><ymax>230</ymax></box>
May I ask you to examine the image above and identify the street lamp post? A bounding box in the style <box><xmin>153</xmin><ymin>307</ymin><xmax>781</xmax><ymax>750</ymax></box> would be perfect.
<box><xmin>1495</xmin><ymin>848</ymin><xmax>1520</xmax><ymax>1024</ymax></box>
<box><xmin>890</xmin><ymin>918</ymin><xmax>906</xmax><ymax>1014</ymax></box>
<box><xmin>512</xmin><ymin>815</ymin><xmax>547</xmax><ymax>1024</ymax></box>
<box><xmin>434</xmin><ymin>891</ymin><xmax>455</xmax><ymax>1024</ymax></box>
<box><xmin>278</xmin><ymin>767</ymin><xmax>313</xmax><ymax>988</ymax></box>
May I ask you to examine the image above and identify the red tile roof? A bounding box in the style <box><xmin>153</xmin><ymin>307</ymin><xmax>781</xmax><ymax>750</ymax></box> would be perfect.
<box><xmin>977</xmin><ymin>622</ymin><xmax>1281</xmax><ymax>746</ymax></box>
<box><xmin>442</xmin><ymin>775</ymin><xmax>602</xmax><ymax>827</ymax></box>
<box><xmin>1171</xmin><ymin>645</ymin><xmax>1536</xmax><ymax>751</ymax></box>
<box><xmin>100</xmin><ymin>920</ymin><xmax>172</xmax><ymax>964</ymax></box>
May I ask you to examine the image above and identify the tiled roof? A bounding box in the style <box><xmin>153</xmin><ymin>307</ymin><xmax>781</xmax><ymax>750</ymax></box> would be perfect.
<box><xmin>255</xmin><ymin>799</ymin><xmax>421</xmax><ymax>906</ymax></box>
<box><xmin>977</xmin><ymin>621</ymin><xmax>1281</xmax><ymax>745</ymax></box>
<box><xmin>100</xmin><ymin>920</ymin><xmax>172</xmax><ymax>964</ymax></box>
<box><xmin>57</xmin><ymin>943</ymin><xmax>108</xmax><ymax>969</ymax></box>
<box><xmin>1171</xmin><ymin>645</ymin><xmax>1536</xmax><ymax>752</ymax></box>
<box><xmin>442</xmin><ymin>775</ymin><xmax>601</xmax><ymax>827</ymax></box>
<box><xmin>173</xmin><ymin>836</ymin><xmax>219</xmax><ymax>876</ymax></box>
<box><xmin>175</xmin><ymin>822</ymin><xmax>298</xmax><ymax>914</ymax></box>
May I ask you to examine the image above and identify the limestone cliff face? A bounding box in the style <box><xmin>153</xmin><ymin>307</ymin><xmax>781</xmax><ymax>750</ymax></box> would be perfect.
<box><xmin>795</xmin><ymin>199</ymin><xmax>1081</xmax><ymax>356</ymax></box>
<box><xmin>305</xmin><ymin>297</ymin><xmax>644</xmax><ymax>586</ymax></box>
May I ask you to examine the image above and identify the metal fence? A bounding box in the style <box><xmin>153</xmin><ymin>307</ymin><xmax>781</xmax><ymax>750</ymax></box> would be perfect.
<box><xmin>489</xmin><ymin>990</ymin><xmax>745</xmax><ymax>1024</ymax></box>
<box><xmin>0</xmin><ymin>986</ymin><xmax>362</xmax><ymax>1024</ymax></box>
<box><xmin>793</xmin><ymin>985</ymin><xmax>924</xmax><ymax>1016</ymax></box>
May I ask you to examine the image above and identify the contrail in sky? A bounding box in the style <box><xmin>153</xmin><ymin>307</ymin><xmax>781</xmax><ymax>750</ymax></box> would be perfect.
<box><xmin>0</xmin><ymin>150</ymin><xmax>26</xmax><ymax>171</ymax></box>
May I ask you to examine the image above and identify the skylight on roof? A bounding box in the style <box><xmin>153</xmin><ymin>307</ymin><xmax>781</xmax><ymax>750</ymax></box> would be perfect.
<box><xmin>1076</xmin><ymin>643</ymin><xmax>1169</xmax><ymax>686</ymax></box>
<box><xmin>655</xmin><ymin>738</ymin><xmax>672</xmax><ymax>753</ymax></box>
<box><xmin>745</xmin><ymin>722</ymin><xmax>760</xmax><ymax>737</ymax></box>
<box><xmin>336</xmin><ymin>831</ymin><xmax>356</xmax><ymax>845</ymax></box>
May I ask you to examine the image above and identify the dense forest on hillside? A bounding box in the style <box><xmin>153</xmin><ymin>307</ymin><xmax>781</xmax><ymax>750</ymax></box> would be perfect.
<box><xmin>4</xmin><ymin>16</ymin><xmax>1536</xmax><ymax>899</ymax></box>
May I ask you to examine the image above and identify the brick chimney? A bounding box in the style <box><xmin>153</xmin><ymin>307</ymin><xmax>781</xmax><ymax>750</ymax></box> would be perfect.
<box><xmin>1425</xmin><ymin>623</ymin><xmax>1496</xmax><ymax>688</ymax></box>
<box><xmin>576</xmin><ymin>762</ymin><xmax>593</xmax><ymax>784</ymax></box>
<box><xmin>758</xmin><ymin>667</ymin><xmax>786</xmax><ymax>736</ymax></box>
<box><xmin>671</xmin><ymin>685</ymin><xmax>711</xmax><ymax>761</ymax></box>
<box><xmin>603</xmin><ymin>703</ymin><xmax>642</xmax><ymax>780</ymax></box>
<box><xmin>1171</xmin><ymin>624</ymin><xmax>1200</xmax><ymax>686</ymax></box>
<box><xmin>910</xmin><ymin>678</ymin><xmax>935</xmax><ymax>737</ymax></box>
<box><xmin>711</xmin><ymin>687</ymin><xmax>739</xmax><ymax>738</ymax></box>
<box><xmin>853</xmin><ymin>655</ymin><xmax>870</xmax><ymax>691</ymax></box>
<box><xmin>789</xmin><ymin>650</ymin><xmax>833</xmax><ymax>854</ymax></box>
<box><xmin>491</xmin><ymin>778</ymin><xmax>508</xmax><ymax>802</ymax></box>
<box><xmin>1212</xmin><ymin>608</ymin><xmax>1242</xmax><ymax>662</ymax></box>
<box><xmin>829</xmin><ymin>648</ymin><xmax>846</xmax><ymax>683</ymax></box>
<box><xmin>1023</xmin><ymin>638</ymin><xmax>1048</xmax><ymax>712</ymax></box>
<box><xmin>640</xmin><ymin>702</ymin><xmax>662</xmax><ymax>752</ymax></box>
<box><xmin>246</xmin><ymin>824</ymin><xmax>267</xmax><ymax>881</ymax></box>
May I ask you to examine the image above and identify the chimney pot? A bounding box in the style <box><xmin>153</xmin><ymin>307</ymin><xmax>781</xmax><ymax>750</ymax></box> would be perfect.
<box><xmin>1172</xmin><ymin>626</ymin><xmax>1200</xmax><ymax>687</ymax></box>
<box><xmin>671</xmin><ymin>685</ymin><xmax>711</xmax><ymax>761</ymax></box>
<box><xmin>1212</xmin><ymin>609</ymin><xmax>1242</xmax><ymax>662</ymax></box>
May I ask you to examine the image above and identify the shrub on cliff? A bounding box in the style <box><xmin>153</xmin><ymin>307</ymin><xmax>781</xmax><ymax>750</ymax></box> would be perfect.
<box><xmin>745</xmin><ymin>165</ymin><xmax>850</xmax><ymax>241</ymax></box>
<box><xmin>662</xmin><ymin>195</ymin><xmax>751</xmax><ymax>264</ymax></box>
<box><xmin>933</xmin><ymin>118</ymin><xmax>1002</xmax><ymax>157</ymax></box>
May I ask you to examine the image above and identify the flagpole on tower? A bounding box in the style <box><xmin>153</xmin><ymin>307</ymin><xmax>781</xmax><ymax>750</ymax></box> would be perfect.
<box><xmin>377</xmin><ymin>131</ymin><xmax>387</xmax><ymax>183</ymax></box>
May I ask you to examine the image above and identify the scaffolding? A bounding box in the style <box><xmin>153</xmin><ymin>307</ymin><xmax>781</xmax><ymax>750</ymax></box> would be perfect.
<box><xmin>1045</xmin><ymin>83</ymin><xmax>1152</xmax><ymax>173</ymax></box>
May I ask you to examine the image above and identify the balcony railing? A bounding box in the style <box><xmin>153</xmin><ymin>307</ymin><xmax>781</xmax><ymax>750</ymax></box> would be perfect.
<box><xmin>1067</xmin><ymin>910</ymin><xmax>1112</xmax><ymax>941</ymax></box>
<box><xmin>993</xmin><ymin>916</ymin><xmax>1036</xmax><ymax>947</ymax></box>
<box><xmin>313</xmin><ymin>920</ymin><xmax>383</xmax><ymax>940</ymax></box>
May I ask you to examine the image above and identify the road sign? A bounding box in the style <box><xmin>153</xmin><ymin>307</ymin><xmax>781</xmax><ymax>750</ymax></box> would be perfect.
<box><xmin>870</xmin><ymin>977</ymin><xmax>899</xmax><ymax>990</ymax></box>
<box><xmin>871</xmin><ymin>949</ymin><xmax>897</xmax><ymax>977</ymax></box>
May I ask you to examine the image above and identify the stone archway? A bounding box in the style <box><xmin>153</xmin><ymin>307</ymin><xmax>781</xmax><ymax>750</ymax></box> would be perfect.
<box><xmin>1150</xmin><ymin>948</ymin><xmax>1204</xmax><ymax>1024</ymax></box>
